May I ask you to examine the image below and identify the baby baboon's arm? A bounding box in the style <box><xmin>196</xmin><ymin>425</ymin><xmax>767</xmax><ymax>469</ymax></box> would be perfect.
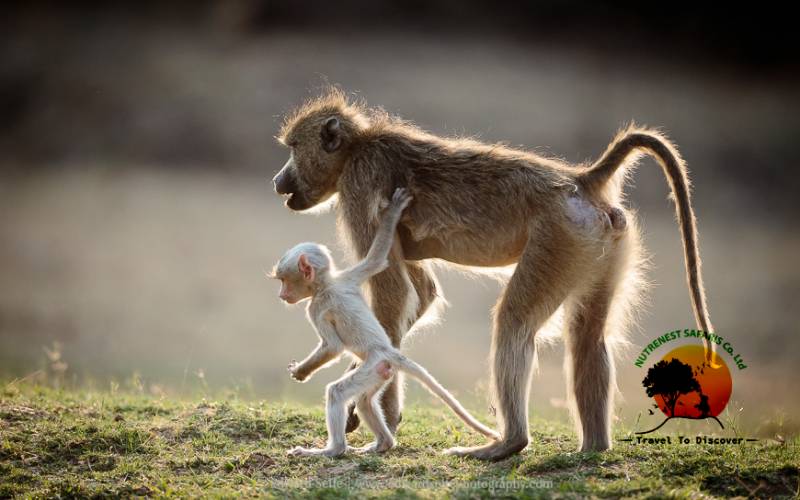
<box><xmin>289</xmin><ymin>342</ymin><xmax>338</xmax><ymax>381</ymax></box>
<box><xmin>289</xmin><ymin>322</ymin><xmax>343</xmax><ymax>382</ymax></box>
<box><xmin>344</xmin><ymin>188</ymin><xmax>412</xmax><ymax>283</ymax></box>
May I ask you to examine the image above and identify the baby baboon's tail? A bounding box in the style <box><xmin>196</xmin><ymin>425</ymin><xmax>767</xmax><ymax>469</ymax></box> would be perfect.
<box><xmin>391</xmin><ymin>353</ymin><xmax>500</xmax><ymax>440</ymax></box>
<box><xmin>579</xmin><ymin>125</ymin><xmax>718</xmax><ymax>367</ymax></box>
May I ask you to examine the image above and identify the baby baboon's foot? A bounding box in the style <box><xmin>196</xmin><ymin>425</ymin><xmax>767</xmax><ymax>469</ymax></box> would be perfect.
<box><xmin>348</xmin><ymin>440</ymin><xmax>394</xmax><ymax>454</ymax></box>
<box><xmin>287</xmin><ymin>446</ymin><xmax>345</xmax><ymax>458</ymax></box>
<box><xmin>444</xmin><ymin>437</ymin><xmax>528</xmax><ymax>461</ymax></box>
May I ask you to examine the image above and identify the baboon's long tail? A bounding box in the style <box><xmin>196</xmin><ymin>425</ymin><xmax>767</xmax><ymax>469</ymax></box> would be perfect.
<box><xmin>578</xmin><ymin>125</ymin><xmax>718</xmax><ymax>366</ymax></box>
<box><xmin>391</xmin><ymin>353</ymin><xmax>501</xmax><ymax>440</ymax></box>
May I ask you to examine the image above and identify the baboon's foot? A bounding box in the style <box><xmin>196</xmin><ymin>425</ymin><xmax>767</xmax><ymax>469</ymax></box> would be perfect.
<box><xmin>579</xmin><ymin>437</ymin><xmax>611</xmax><ymax>453</ymax></box>
<box><xmin>444</xmin><ymin>436</ymin><xmax>528</xmax><ymax>461</ymax></box>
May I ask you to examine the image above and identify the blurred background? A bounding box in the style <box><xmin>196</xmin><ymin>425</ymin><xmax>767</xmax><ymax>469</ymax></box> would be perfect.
<box><xmin>1</xmin><ymin>1</ymin><xmax>798</xmax><ymax>436</ymax></box>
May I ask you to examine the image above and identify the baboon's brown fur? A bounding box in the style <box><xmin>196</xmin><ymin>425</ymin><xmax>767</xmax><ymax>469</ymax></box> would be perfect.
<box><xmin>273</xmin><ymin>88</ymin><xmax>714</xmax><ymax>460</ymax></box>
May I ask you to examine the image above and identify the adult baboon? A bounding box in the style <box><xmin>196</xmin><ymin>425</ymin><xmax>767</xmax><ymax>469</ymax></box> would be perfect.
<box><xmin>272</xmin><ymin>89</ymin><xmax>714</xmax><ymax>460</ymax></box>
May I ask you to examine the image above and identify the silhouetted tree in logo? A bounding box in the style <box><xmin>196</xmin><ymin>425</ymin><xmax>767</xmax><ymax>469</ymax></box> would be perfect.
<box><xmin>644</xmin><ymin>358</ymin><xmax>699</xmax><ymax>416</ymax></box>
<box><xmin>637</xmin><ymin>358</ymin><xmax>724</xmax><ymax>434</ymax></box>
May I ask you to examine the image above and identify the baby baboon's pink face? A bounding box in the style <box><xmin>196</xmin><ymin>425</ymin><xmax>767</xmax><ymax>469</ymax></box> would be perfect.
<box><xmin>277</xmin><ymin>276</ymin><xmax>311</xmax><ymax>304</ymax></box>
<box><xmin>274</xmin><ymin>253</ymin><xmax>317</xmax><ymax>304</ymax></box>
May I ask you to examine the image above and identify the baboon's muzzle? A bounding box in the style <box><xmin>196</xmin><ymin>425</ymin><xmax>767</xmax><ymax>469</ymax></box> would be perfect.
<box><xmin>273</xmin><ymin>169</ymin><xmax>313</xmax><ymax>211</ymax></box>
<box><xmin>273</xmin><ymin>169</ymin><xmax>298</xmax><ymax>196</ymax></box>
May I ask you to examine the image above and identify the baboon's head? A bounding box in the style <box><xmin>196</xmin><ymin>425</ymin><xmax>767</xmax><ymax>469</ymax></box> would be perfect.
<box><xmin>274</xmin><ymin>89</ymin><xmax>368</xmax><ymax>211</ymax></box>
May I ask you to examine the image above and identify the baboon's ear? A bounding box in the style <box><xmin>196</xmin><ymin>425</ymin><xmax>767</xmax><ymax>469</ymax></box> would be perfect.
<box><xmin>321</xmin><ymin>117</ymin><xmax>342</xmax><ymax>153</ymax></box>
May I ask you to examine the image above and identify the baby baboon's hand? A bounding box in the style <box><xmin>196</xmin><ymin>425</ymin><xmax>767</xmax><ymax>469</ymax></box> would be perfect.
<box><xmin>390</xmin><ymin>187</ymin><xmax>412</xmax><ymax>213</ymax></box>
<box><xmin>287</xmin><ymin>360</ymin><xmax>305</xmax><ymax>382</ymax></box>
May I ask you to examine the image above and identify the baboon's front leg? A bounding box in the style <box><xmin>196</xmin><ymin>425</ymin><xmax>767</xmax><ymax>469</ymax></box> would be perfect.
<box><xmin>368</xmin><ymin>259</ymin><xmax>414</xmax><ymax>432</ymax></box>
<box><xmin>339</xmin><ymin>189</ymin><xmax>440</xmax><ymax>434</ymax></box>
<box><xmin>346</xmin><ymin>261</ymin><xmax>439</xmax><ymax>433</ymax></box>
<box><xmin>407</xmin><ymin>261</ymin><xmax>439</xmax><ymax>320</ymax></box>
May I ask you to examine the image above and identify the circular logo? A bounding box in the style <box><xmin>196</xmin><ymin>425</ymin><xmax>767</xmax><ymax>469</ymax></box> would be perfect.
<box><xmin>646</xmin><ymin>344</ymin><xmax>732</xmax><ymax>420</ymax></box>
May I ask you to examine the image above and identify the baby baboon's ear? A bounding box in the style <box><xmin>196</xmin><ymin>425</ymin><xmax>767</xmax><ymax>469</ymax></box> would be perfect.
<box><xmin>321</xmin><ymin>117</ymin><xmax>342</xmax><ymax>153</ymax></box>
<box><xmin>298</xmin><ymin>254</ymin><xmax>315</xmax><ymax>282</ymax></box>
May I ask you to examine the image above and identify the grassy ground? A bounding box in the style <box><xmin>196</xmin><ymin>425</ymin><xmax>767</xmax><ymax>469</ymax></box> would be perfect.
<box><xmin>1</xmin><ymin>384</ymin><xmax>797</xmax><ymax>499</ymax></box>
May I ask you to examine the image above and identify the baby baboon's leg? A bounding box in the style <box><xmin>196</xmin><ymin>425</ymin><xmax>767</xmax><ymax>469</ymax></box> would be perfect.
<box><xmin>447</xmin><ymin>232</ymin><xmax>579</xmax><ymax>461</ymax></box>
<box><xmin>352</xmin><ymin>379</ymin><xmax>395</xmax><ymax>454</ymax></box>
<box><xmin>347</xmin><ymin>261</ymin><xmax>440</xmax><ymax>434</ymax></box>
<box><xmin>345</xmin><ymin>262</ymin><xmax>409</xmax><ymax>434</ymax></box>
<box><xmin>288</xmin><ymin>364</ymin><xmax>381</xmax><ymax>457</ymax></box>
<box><xmin>376</xmin><ymin>262</ymin><xmax>437</xmax><ymax>428</ymax></box>
<box><xmin>359</xmin><ymin>262</ymin><xmax>408</xmax><ymax>434</ymax></box>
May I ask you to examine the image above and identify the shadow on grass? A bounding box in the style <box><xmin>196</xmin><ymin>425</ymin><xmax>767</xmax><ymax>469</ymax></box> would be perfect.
<box><xmin>701</xmin><ymin>465</ymin><xmax>799</xmax><ymax>499</ymax></box>
<box><xmin>521</xmin><ymin>450</ymin><xmax>620</xmax><ymax>474</ymax></box>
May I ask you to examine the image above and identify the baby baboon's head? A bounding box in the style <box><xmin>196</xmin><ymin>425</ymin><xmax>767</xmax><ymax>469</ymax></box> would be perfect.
<box><xmin>270</xmin><ymin>243</ymin><xmax>334</xmax><ymax>304</ymax></box>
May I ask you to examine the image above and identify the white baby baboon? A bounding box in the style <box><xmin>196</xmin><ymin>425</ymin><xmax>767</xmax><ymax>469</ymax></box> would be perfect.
<box><xmin>271</xmin><ymin>188</ymin><xmax>499</xmax><ymax>457</ymax></box>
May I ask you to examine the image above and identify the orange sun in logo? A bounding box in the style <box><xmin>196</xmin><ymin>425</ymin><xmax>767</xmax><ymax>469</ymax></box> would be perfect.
<box><xmin>652</xmin><ymin>344</ymin><xmax>732</xmax><ymax>418</ymax></box>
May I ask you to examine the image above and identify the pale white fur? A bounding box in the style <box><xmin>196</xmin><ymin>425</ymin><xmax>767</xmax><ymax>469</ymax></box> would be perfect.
<box><xmin>276</xmin><ymin>188</ymin><xmax>499</xmax><ymax>457</ymax></box>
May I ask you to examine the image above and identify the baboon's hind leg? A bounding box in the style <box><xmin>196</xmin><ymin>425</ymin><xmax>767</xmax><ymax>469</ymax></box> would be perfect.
<box><xmin>564</xmin><ymin>290</ymin><xmax>614</xmax><ymax>451</ymax></box>
<box><xmin>564</xmin><ymin>245</ymin><xmax>628</xmax><ymax>452</ymax></box>
<box><xmin>447</xmin><ymin>232</ymin><xmax>580</xmax><ymax>461</ymax></box>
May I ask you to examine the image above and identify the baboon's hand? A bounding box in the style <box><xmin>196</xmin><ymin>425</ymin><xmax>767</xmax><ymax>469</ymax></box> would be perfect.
<box><xmin>389</xmin><ymin>187</ymin><xmax>412</xmax><ymax>213</ymax></box>
<box><xmin>287</xmin><ymin>359</ymin><xmax>306</xmax><ymax>382</ymax></box>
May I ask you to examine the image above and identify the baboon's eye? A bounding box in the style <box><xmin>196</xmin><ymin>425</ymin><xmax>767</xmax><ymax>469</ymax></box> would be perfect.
<box><xmin>288</xmin><ymin>140</ymin><xmax>299</xmax><ymax>148</ymax></box>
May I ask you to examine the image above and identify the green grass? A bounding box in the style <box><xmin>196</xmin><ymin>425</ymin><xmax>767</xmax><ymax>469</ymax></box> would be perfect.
<box><xmin>1</xmin><ymin>384</ymin><xmax>797</xmax><ymax>499</ymax></box>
